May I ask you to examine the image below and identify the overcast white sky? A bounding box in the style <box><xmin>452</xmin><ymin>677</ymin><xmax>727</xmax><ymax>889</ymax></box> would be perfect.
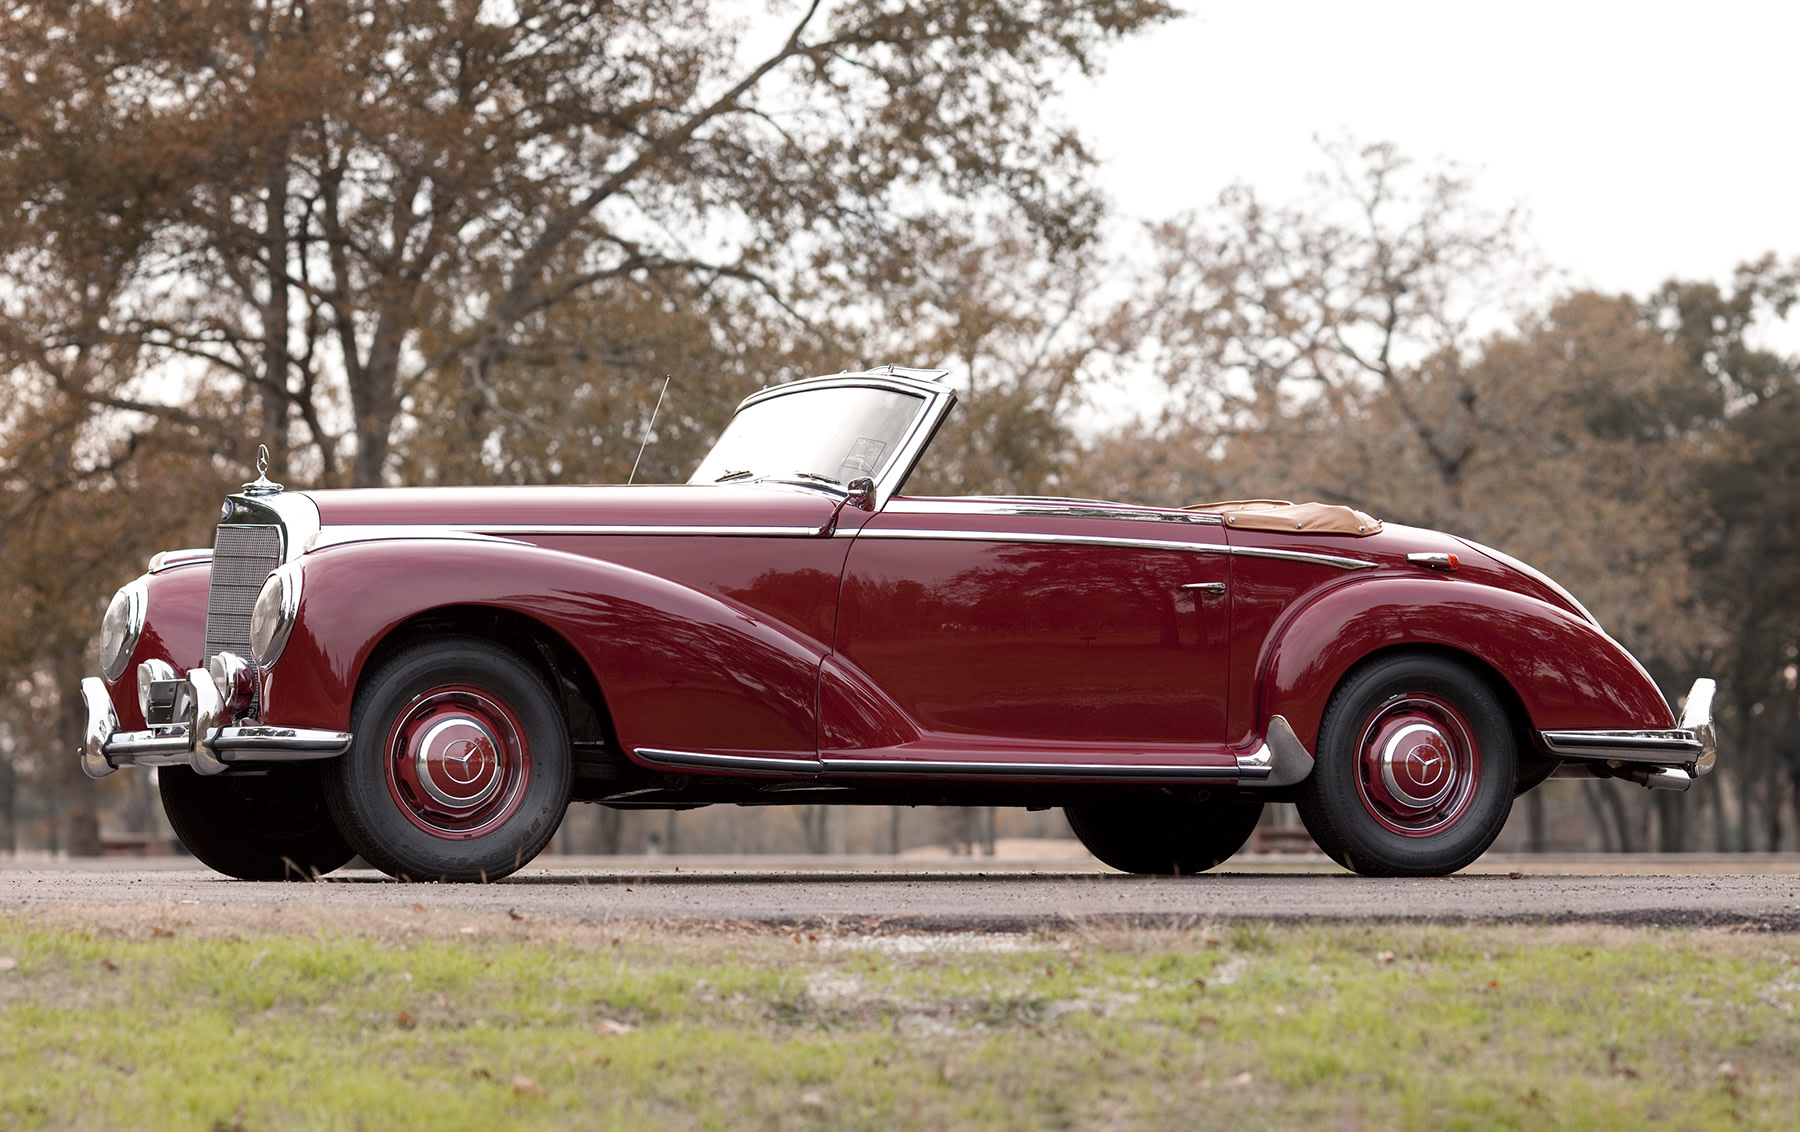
<box><xmin>1063</xmin><ymin>0</ymin><xmax>1800</xmax><ymax>341</ymax></box>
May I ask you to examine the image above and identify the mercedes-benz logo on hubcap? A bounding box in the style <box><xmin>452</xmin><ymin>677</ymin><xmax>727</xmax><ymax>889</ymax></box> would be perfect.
<box><xmin>440</xmin><ymin>738</ymin><xmax>485</xmax><ymax>785</ymax></box>
<box><xmin>1404</xmin><ymin>743</ymin><xmax>1446</xmax><ymax>787</ymax></box>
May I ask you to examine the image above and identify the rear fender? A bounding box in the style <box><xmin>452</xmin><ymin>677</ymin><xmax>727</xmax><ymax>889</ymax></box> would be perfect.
<box><xmin>261</xmin><ymin>538</ymin><xmax>826</xmax><ymax>757</ymax></box>
<box><xmin>1260</xmin><ymin>577</ymin><xmax>1674</xmax><ymax>750</ymax></box>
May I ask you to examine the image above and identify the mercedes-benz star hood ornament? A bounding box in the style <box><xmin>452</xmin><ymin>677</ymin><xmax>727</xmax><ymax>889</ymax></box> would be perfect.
<box><xmin>241</xmin><ymin>443</ymin><xmax>285</xmax><ymax>496</ymax></box>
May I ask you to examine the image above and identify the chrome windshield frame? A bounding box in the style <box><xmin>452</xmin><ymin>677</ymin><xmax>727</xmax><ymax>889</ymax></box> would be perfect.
<box><xmin>693</xmin><ymin>367</ymin><xmax>957</xmax><ymax>512</ymax></box>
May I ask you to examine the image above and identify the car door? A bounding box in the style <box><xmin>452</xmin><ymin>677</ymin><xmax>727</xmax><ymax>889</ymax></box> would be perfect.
<box><xmin>822</xmin><ymin>498</ymin><xmax>1232</xmax><ymax>763</ymax></box>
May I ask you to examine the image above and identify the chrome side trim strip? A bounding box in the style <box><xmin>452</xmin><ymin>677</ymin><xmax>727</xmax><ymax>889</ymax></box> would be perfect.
<box><xmin>1227</xmin><ymin>545</ymin><xmax>1378</xmax><ymax>571</ymax></box>
<box><xmin>817</xmin><ymin>757</ymin><xmax>1244</xmax><ymax>780</ymax></box>
<box><xmin>884</xmin><ymin>498</ymin><xmax>1227</xmax><ymax>525</ymax></box>
<box><xmin>850</xmin><ymin>527</ymin><xmax>1376</xmax><ymax>570</ymax></box>
<box><xmin>305</xmin><ymin>526</ymin><xmax>531</xmax><ymax>553</ymax></box>
<box><xmin>472</xmin><ymin>524</ymin><xmax>827</xmax><ymax>539</ymax></box>
<box><xmin>635</xmin><ymin>748</ymin><xmax>825</xmax><ymax>776</ymax></box>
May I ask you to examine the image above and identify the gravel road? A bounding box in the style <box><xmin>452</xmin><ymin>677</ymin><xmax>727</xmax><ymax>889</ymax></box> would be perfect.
<box><xmin>5</xmin><ymin>854</ymin><xmax>1800</xmax><ymax>932</ymax></box>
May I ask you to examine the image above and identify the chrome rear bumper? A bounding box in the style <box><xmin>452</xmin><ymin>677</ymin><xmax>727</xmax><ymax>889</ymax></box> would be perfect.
<box><xmin>1537</xmin><ymin>677</ymin><xmax>1717</xmax><ymax>792</ymax></box>
<box><xmin>79</xmin><ymin>674</ymin><xmax>350</xmax><ymax>779</ymax></box>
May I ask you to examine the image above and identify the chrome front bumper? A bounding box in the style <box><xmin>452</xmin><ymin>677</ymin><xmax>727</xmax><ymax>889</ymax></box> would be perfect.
<box><xmin>79</xmin><ymin>673</ymin><xmax>350</xmax><ymax>779</ymax></box>
<box><xmin>1538</xmin><ymin>677</ymin><xmax>1717</xmax><ymax>792</ymax></box>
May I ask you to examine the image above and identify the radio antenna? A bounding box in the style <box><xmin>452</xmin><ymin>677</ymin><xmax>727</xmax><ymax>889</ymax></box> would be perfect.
<box><xmin>628</xmin><ymin>373</ymin><xmax>672</xmax><ymax>485</ymax></box>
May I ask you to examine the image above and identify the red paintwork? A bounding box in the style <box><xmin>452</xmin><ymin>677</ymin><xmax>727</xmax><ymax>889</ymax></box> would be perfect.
<box><xmin>265</xmin><ymin>537</ymin><xmax>833</xmax><ymax>759</ymax></box>
<box><xmin>144</xmin><ymin>480</ymin><xmax>1674</xmax><ymax>789</ymax></box>
<box><xmin>101</xmin><ymin>561</ymin><xmax>210</xmax><ymax>730</ymax></box>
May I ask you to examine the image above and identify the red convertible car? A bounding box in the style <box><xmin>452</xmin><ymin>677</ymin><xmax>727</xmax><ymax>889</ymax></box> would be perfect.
<box><xmin>80</xmin><ymin>367</ymin><xmax>1716</xmax><ymax>881</ymax></box>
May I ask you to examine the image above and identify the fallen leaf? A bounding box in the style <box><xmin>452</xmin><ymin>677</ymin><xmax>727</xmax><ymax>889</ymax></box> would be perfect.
<box><xmin>150</xmin><ymin>926</ymin><xmax>174</xmax><ymax>938</ymax></box>
<box><xmin>1376</xmin><ymin>951</ymin><xmax>1395</xmax><ymax>964</ymax></box>
<box><xmin>1507</xmin><ymin>871</ymin><xmax>1523</xmax><ymax>880</ymax></box>
<box><xmin>412</xmin><ymin>903</ymin><xmax>426</xmax><ymax>913</ymax></box>
<box><xmin>511</xmin><ymin>1074</ymin><xmax>545</xmax><ymax>1097</ymax></box>
<box><xmin>1229</xmin><ymin>1071</ymin><xmax>1254</xmax><ymax>1087</ymax></box>
<box><xmin>396</xmin><ymin>1011</ymin><xmax>415</xmax><ymax>1029</ymax></box>
<box><xmin>800</xmin><ymin>1091</ymin><xmax>825</xmax><ymax>1108</ymax></box>
<box><xmin>596</xmin><ymin>1018</ymin><xmax>633</xmax><ymax>1035</ymax></box>
<box><xmin>458</xmin><ymin>926</ymin><xmax>476</xmax><ymax>935</ymax></box>
<box><xmin>99</xmin><ymin>959</ymin><xmax>117</xmax><ymax>972</ymax></box>
<box><xmin>507</xmin><ymin>908</ymin><xmax>526</xmax><ymax>921</ymax></box>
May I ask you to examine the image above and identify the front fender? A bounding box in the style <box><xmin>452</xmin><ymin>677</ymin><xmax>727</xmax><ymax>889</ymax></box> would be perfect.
<box><xmin>1260</xmin><ymin>576</ymin><xmax>1674</xmax><ymax>750</ymax></box>
<box><xmin>261</xmin><ymin>537</ymin><xmax>827</xmax><ymax>757</ymax></box>
<box><xmin>100</xmin><ymin>562</ymin><xmax>210</xmax><ymax>731</ymax></box>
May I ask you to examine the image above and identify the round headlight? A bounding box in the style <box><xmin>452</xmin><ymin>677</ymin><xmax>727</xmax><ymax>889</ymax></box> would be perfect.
<box><xmin>99</xmin><ymin>577</ymin><xmax>148</xmax><ymax>682</ymax></box>
<box><xmin>250</xmin><ymin>564</ymin><xmax>302</xmax><ymax>667</ymax></box>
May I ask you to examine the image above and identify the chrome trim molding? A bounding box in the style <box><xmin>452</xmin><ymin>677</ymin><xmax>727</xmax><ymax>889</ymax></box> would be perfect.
<box><xmin>635</xmin><ymin>748</ymin><xmax>824</xmax><ymax>776</ymax></box>
<box><xmin>463</xmin><ymin>524</ymin><xmax>827</xmax><ymax>540</ymax></box>
<box><xmin>148</xmin><ymin>548</ymin><xmax>213</xmax><ymax>573</ymax></box>
<box><xmin>849</xmin><ymin>527</ymin><xmax>1376</xmax><ymax>570</ymax></box>
<box><xmin>185</xmin><ymin>668</ymin><xmax>229</xmax><ymax>776</ymax></box>
<box><xmin>303</xmin><ymin>526</ymin><xmax>531</xmax><ymax>553</ymax></box>
<box><xmin>212</xmin><ymin>726</ymin><xmax>352</xmax><ymax>761</ymax></box>
<box><xmin>1679</xmin><ymin>677</ymin><xmax>1717</xmax><ymax>774</ymax></box>
<box><xmin>1234</xmin><ymin>715</ymin><xmax>1316</xmax><ymax>787</ymax></box>
<box><xmin>817</xmin><ymin>757</ymin><xmax>1246</xmax><ymax>780</ymax></box>
<box><xmin>884</xmin><ymin>498</ymin><xmax>1227</xmax><ymax>526</ymax></box>
<box><xmin>1538</xmin><ymin>729</ymin><xmax>1705</xmax><ymax>761</ymax></box>
<box><xmin>1540</xmin><ymin>678</ymin><xmax>1717</xmax><ymax>783</ymax></box>
<box><xmin>79</xmin><ymin>678</ymin><xmax>118</xmax><ymax>779</ymax></box>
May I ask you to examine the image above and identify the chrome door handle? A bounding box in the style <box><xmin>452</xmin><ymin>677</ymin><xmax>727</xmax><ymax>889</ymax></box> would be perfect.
<box><xmin>1181</xmin><ymin>582</ymin><xmax>1228</xmax><ymax>597</ymax></box>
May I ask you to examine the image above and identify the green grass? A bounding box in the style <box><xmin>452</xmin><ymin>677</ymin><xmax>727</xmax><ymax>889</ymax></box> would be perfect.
<box><xmin>0</xmin><ymin>910</ymin><xmax>1796</xmax><ymax>1130</ymax></box>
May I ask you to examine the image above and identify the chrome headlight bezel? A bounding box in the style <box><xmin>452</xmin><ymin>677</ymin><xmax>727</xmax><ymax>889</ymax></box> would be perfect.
<box><xmin>99</xmin><ymin>576</ymin><xmax>149</xmax><ymax>682</ymax></box>
<box><xmin>250</xmin><ymin>563</ymin><xmax>303</xmax><ymax>667</ymax></box>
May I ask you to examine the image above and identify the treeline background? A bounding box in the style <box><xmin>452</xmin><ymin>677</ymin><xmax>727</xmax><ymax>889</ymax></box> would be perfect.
<box><xmin>3</xmin><ymin>1</ymin><xmax>1796</xmax><ymax>858</ymax></box>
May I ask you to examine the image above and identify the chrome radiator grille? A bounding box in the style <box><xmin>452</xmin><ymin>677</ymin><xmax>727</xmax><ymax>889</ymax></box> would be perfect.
<box><xmin>202</xmin><ymin>523</ymin><xmax>283</xmax><ymax>661</ymax></box>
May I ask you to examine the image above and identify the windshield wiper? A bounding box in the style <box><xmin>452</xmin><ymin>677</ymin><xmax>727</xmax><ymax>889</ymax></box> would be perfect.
<box><xmin>714</xmin><ymin>469</ymin><xmax>754</xmax><ymax>483</ymax></box>
<box><xmin>791</xmin><ymin>471</ymin><xmax>842</xmax><ymax>486</ymax></box>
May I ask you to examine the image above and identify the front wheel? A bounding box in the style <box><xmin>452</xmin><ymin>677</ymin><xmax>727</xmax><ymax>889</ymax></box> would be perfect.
<box><xmin>1296</xmin><ymin>654</ymin><xmax>1517</xmax><ymax>877</ymax></box>
<box><xmin>1066</xmin><ymin>792</ymin><xmax>1264</xmax><ymax>875</ymax></box>
<box><xmin>160</xmin><ymin>763</ymin><xmax>356</xmax><ymax>880</ymax></box>
<box><xmin>325</xmin><ymin>637</ymin><xmax>572</xmax><ymax>882</ymax></box>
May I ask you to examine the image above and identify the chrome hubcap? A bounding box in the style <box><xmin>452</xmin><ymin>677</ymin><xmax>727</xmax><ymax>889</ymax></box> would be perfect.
<box><xmin>1354</xmin><ymin>694</ymin><xmax>1479</xmax><ymax>837</ymax></box>
<box><xmin>385</xmin><ymin>685</ymin><xmax>531</xmax><ymax>840</ymax></box>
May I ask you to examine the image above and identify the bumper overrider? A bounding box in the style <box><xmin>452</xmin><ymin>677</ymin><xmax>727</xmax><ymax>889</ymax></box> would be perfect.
<box><xmin>1538</xmin><ymin>677</ymin><xmax>1719</xmax><ymax>791</ymax></box>
<box><xmin>79</xmin><ymin>652</ymin><xmax>349</xmax><ymax>779</ymax></box>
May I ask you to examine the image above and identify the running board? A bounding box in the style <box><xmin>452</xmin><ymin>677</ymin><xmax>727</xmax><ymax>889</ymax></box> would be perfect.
<box><xmin>634</xmin><ymin>716</ymin><xmax>1315</xmax><ymax>788</ymax></box>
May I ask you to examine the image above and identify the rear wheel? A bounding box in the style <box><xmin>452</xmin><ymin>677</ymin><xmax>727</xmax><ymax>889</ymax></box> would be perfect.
<box><xmin>325</xmin><ymin>637</ymin><xmax>572</xmax><ymax>882</ymax></box>
<box><xmin>1296</xmin><ymin>653</ymin><xmax>1516</xmax><ymax>877</ymax></box>
<box><xmin>160</xmin><ymin>763</ymin><xmax>355</xmax><ymax>880</ymax></box>
<box><xmin>1066</xmin><ymin>793</ymin><xmax>1264</xmax><ymax>875</ymax></box>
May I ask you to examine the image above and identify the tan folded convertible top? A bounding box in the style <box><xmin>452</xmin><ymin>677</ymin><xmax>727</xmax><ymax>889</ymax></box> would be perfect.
<box><xmin>1184</xmin><ymin>499</ymin><xmax>1382</xmax><ymax>537</ymax></box>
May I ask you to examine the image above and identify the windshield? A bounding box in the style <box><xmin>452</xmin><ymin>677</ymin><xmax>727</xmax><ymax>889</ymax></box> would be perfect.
<box><xmin>689</xmin><ymin>384</ymin><xmax>927</xmax><ymax>490</ymax></box>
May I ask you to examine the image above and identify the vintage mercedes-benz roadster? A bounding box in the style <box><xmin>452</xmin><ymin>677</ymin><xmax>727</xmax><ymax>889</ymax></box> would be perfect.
<box><xmin>80</xmin><ymin>366</ymin><xmax>1717</xmax><ymax>880</ymax></box>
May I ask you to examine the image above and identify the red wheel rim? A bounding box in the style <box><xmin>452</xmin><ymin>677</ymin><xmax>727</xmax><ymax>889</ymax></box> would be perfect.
<box><xmin>384</xmin><ymin>684</ymin><xmax>531</xmax><ymax>840</ymax></box>
<box><xmin>1353</xmin><ymin>692</ymin><xmax>1479</xmax><ymax>837</ymax></box>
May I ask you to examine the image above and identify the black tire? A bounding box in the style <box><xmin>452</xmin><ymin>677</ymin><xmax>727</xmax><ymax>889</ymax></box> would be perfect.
<box><xmin>1295</xmin><ymin>653</ymin><xmax>1517</xmax><ymax>877</ymax></box>
<box><xmin>1065</xmin><ymin>792</ymin><xmax>1264</xmax><ymax>875</ymax></box>
<box><xmin>159</xmin><ymin>763</ymin><xmax>356</xmax><ymax>880</ymax></box>
<box><xmin>324</xmin><ymin>636</ymin><xmax>572</xmax><ymax>882</ymax></box>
